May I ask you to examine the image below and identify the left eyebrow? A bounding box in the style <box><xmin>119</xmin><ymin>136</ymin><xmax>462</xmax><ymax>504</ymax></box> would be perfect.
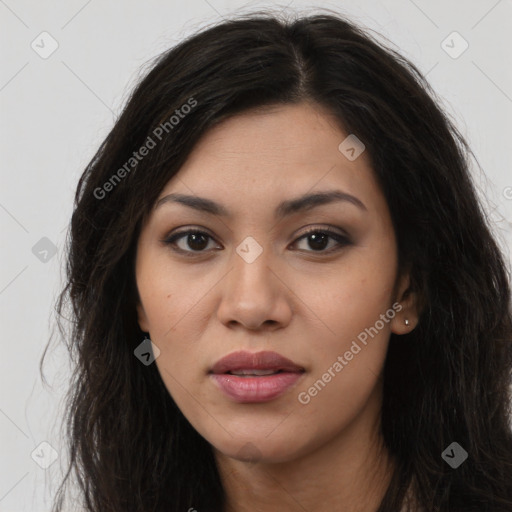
<box><xmin>154</xmin><ymin>189</ymin><xmax>367</xmax><ymax>219</ymax></box>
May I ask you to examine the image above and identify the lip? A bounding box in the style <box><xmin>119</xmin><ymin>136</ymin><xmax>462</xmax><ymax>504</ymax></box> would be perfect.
<box><xmin>209</xmin><ymin>350</ymin><xmax>305</xmax><ymax>403</ymax></box>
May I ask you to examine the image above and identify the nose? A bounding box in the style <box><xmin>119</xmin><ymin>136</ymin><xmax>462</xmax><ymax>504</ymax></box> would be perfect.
<box><xmin>215</xmin><ymin>242</ymin><xmax>293</xmax><ymax>332</ymax></box>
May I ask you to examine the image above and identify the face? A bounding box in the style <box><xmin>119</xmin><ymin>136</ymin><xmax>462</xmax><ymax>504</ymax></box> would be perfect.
<box><xmin>135</xmin><ymin>102</ymin><xmax>415</xmax><ymax>464</ymax></box>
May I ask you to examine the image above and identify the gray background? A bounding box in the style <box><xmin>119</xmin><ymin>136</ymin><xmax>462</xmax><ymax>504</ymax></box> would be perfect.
<box><xmin>1</xmin><ymin>0</ymin><xmax>511</xmax><ymax>510</ymax></box>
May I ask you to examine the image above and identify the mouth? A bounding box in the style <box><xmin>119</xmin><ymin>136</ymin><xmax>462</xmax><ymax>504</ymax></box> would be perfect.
<box><xmin>225</xmin><ymin>369</ymin><xmax>288</xmax><ymax>377</ymax></box>
<box><xmin>209</xmin><ymin>351</ymin><xmax>305</xmax><ymax>403</ymax></box>
<box><xmin>209</xmin><ymin>350</ymin><xmax>305</xmax><ymax>375</ymax></box>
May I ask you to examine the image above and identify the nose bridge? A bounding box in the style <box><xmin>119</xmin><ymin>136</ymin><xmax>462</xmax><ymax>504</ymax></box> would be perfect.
<box><xmin>231</xmin><ymin>234</ymin><xmax>273</xmax><ymax>293</ymax></box>
<box><xmin>216</xmin><ymin>233</ymin><xmax>290</xmax><ymax>329</ymax></box>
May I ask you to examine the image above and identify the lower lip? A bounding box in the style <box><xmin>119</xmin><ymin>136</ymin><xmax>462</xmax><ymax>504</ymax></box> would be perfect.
<box><xmin>210</xmin><ymin>372</ymin><xmax>304</xmax><ymax>403</ymax></box>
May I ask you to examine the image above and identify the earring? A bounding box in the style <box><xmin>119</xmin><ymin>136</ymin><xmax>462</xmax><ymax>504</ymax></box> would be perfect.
<box><xmin>404</xmin><ymin>319</ymin><xmax>410</xmax><ymax>326</ymax></box>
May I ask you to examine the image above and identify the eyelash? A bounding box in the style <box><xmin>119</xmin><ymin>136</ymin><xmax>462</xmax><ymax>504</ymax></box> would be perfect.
<box><xmin>161</xmin><ymin>226</ymin><xmax>352</xmax><ymax>258</ymax></box>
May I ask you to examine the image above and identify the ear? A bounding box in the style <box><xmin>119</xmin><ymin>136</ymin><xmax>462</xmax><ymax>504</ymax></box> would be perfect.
<box><xmin>390</xmin><ymin>271</ymin><xmax>420</xmax><ymax>335</ymax></box>
<box><xmin>136</xmin><ymin>301</ymin><xmax>150</xmax><ymax>333</ymax></box>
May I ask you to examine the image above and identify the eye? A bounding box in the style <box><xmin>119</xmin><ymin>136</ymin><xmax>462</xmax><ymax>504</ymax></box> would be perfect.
<box><xmin>162</xmin><ymin>229</ymin><xmax>220</xmax><ymax>256</ymax></box>
<box><xmin>291</xmin><ymin>227</ymin><xmax>351</xmax><ymax>253</ymax></box>
<box><xmin>161</xmin><ymin>226</ymin><xmax>351</xmax><ymax>257</ymax></box>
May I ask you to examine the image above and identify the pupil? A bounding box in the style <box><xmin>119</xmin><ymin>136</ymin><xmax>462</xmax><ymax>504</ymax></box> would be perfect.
<box><xmin>309</xmin><ymin>233</ymin><xmax>328</xmax><ymax>251</ymax></box>
<box><xmin>188</xmin><ymin>233</ymin><xmax>208</xmax><ymax>250</ymax></box>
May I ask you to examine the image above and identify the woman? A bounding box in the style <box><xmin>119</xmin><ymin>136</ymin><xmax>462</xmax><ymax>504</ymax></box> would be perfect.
<box><xmin>46</xmin><ymin>9</ymin><xmax>512</xmax><ymax>512</ymax></box>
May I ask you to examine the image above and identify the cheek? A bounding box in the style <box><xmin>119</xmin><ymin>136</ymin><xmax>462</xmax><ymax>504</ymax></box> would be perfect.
<box><xmin>136</xmin><ymin>255</ymin><xmax>204</xmax><ymax>387</ymax></box>
<box><xmin>304</xmin><ymin>248</ymin><xmax>396</xmax><ymax>349</ymax></box>
<box><xmin>137</xmin><ymin>250</ymin><xmax>203</xmax><ymax>338</ymax></box>
<box><xmin>292</xmin><ymin>245</ymin><xmax>396</xmax><ymax>406</ymax></box>
<box><xmin>290</xmin><ymin>277</ymin><xmax>393</xmax><ymax>444</ymax></box>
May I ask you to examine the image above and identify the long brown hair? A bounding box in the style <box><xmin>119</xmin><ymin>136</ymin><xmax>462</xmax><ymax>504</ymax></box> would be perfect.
<box><xmin>44</xmin><ymin>9</ymin><xmax>512</xmax><ymax>511</ymax></box>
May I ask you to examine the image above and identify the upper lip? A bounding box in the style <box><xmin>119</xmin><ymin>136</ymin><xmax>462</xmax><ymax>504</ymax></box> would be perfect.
<box><xmin>210</xmin><ymin>350</ymin><xmax>305</xmax><ymax>374</ymax></box>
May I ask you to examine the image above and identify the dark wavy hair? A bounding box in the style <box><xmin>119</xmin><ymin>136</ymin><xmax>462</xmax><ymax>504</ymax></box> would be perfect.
<box><xmin>43</xmin><ymin>8</ymin><xmax>512</xmax><ymax>512</ymax></box>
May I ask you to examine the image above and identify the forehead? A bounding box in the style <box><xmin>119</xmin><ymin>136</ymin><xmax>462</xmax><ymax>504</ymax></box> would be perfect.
<box><xmin>154</xmin><ymin>102</ymin><xmax>384</xmax><ymax>218</ymax></box>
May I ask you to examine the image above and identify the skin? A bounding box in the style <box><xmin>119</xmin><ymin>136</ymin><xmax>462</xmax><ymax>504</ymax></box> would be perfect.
<box><xmin>135</xmin><ymin>102</ymin><xmax>419</xmax><ymax>511</ymax></box>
